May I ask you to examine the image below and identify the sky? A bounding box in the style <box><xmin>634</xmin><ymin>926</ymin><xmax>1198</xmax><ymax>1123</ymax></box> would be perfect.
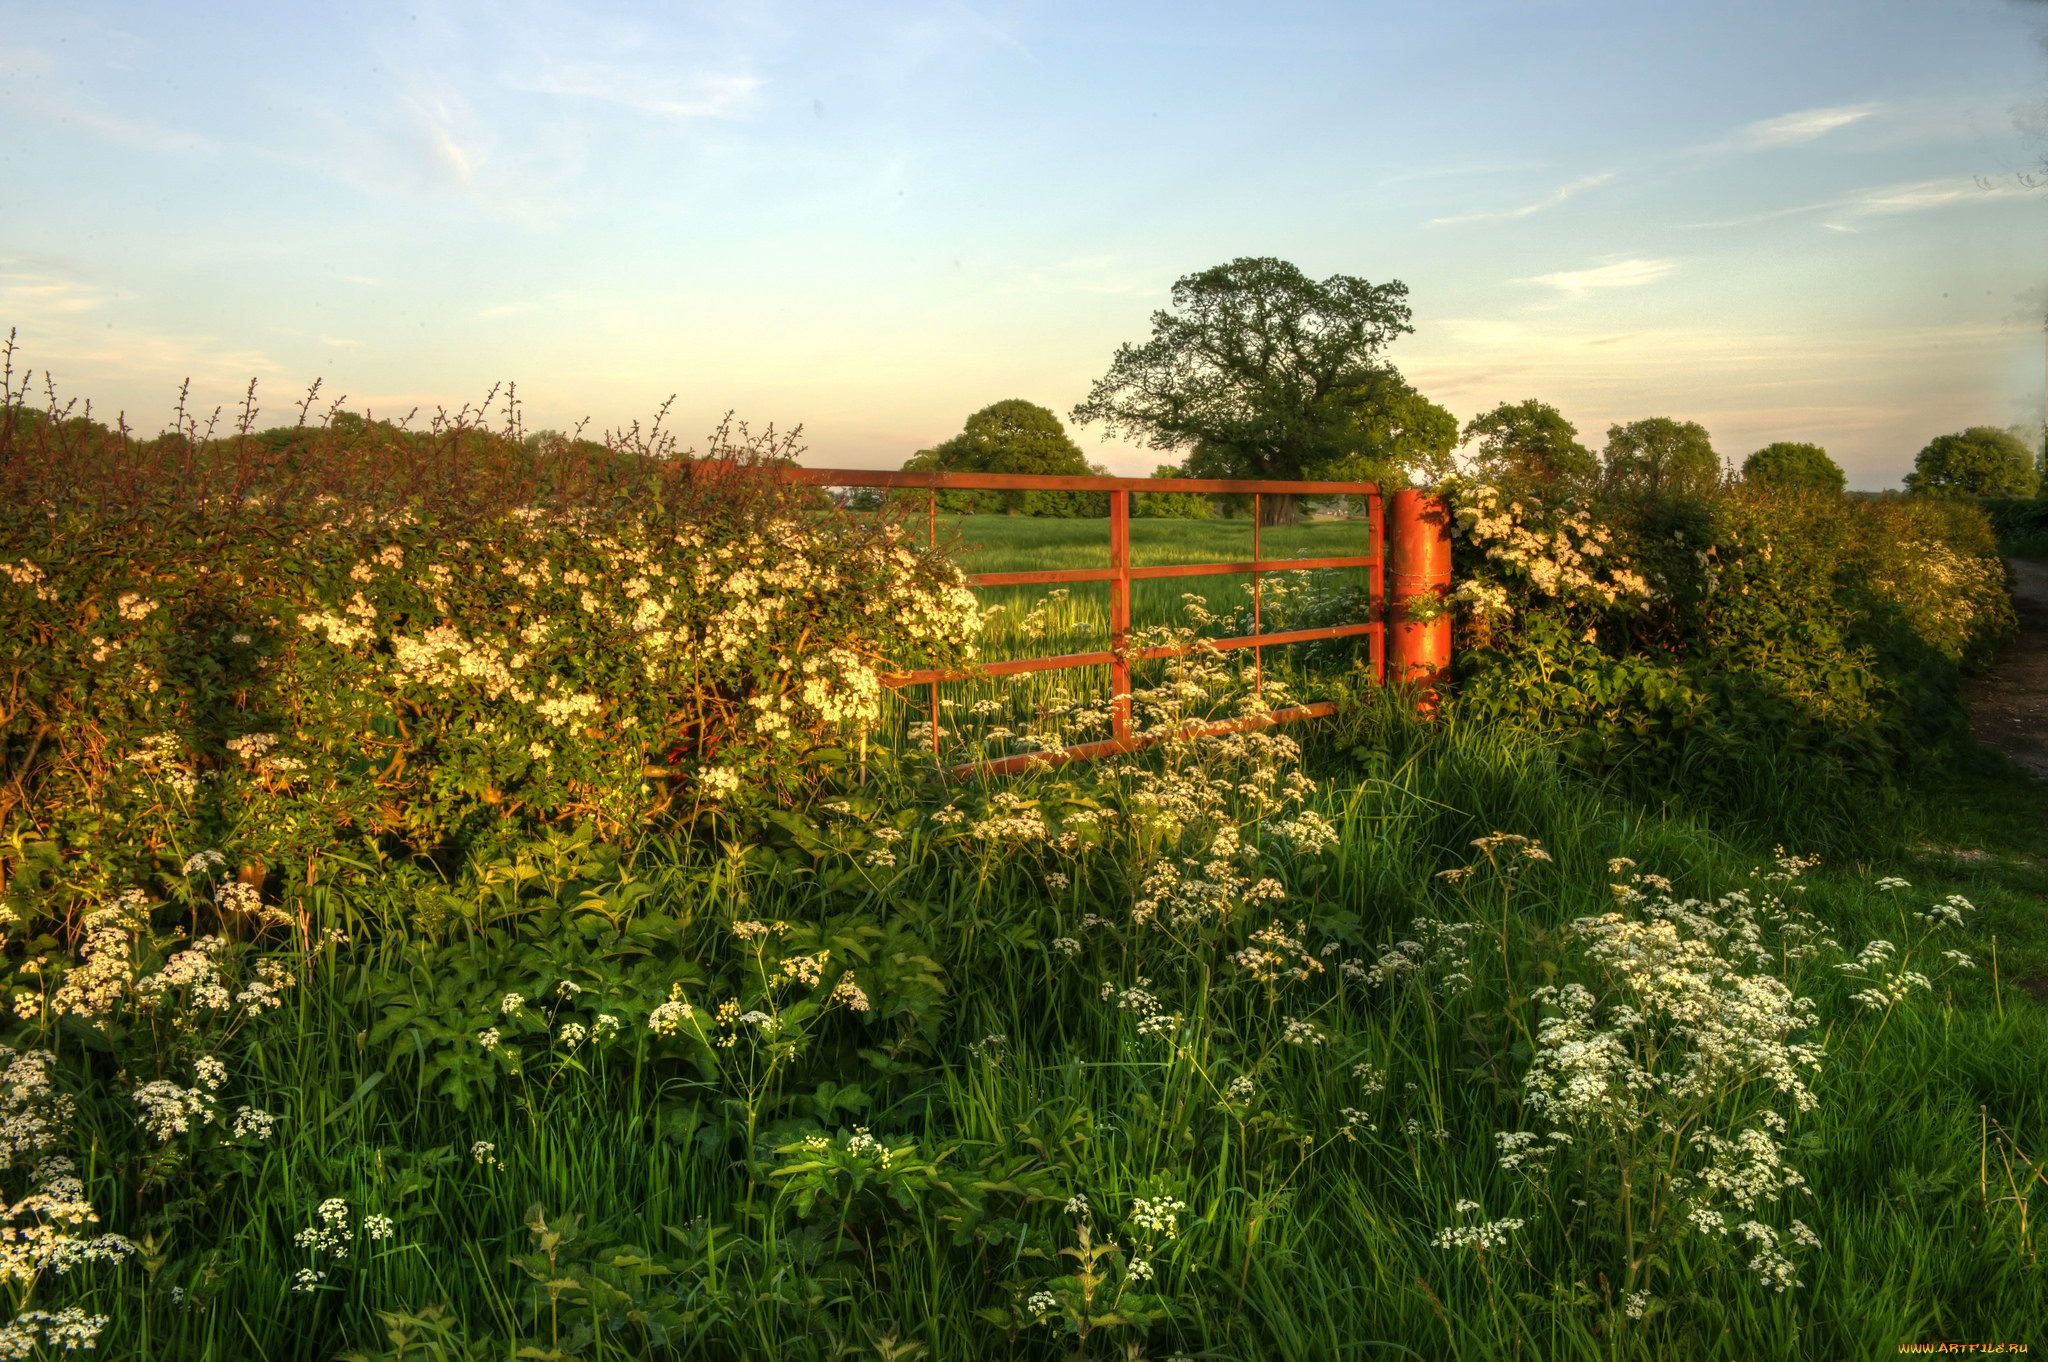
<box><xmin>1</xmin><ymin>0</ymin><xmax>2045</xmax><ymax>489</ymax></box>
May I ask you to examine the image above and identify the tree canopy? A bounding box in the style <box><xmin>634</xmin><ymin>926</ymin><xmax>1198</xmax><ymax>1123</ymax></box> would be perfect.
<box><xmin>901</xmin><ymin>399</ymin><xmax>1105</xmax><ymax>516</ymax></box>
<box><xmin>1332</xmin><ymin>369</ymin><xmax>1460</xmax><ymax>485</ymax></box>
<box><xmin>1070</xmin><ymin>256</ymin><xmax>1419</xmax><ymax>522</ymax></box>
<box><xmin>1743</xmin><ymin>441</ymin><xmax>1845</xmax><ymax>493</ymax></box>
<box><xmin>1903</xmin><ymin>426</ymin><xmax>2038</xmax><ymax>498</ymax></box>
<box><xmin>1601</xmin><ymin>418</ymin><xmax>1721</xmax><ymax>497</ymax></box>
<box><xmin>1460</xmin><ymin>399</ymin><xmax>1597</xmax><ymax>490</ymax></box>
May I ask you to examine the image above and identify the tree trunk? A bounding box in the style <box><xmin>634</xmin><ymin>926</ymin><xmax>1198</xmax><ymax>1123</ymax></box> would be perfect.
<box><xmin>1257</xmin><ymin>492</ymin><xmax>1302</xmax><ymax>527</ymax></box>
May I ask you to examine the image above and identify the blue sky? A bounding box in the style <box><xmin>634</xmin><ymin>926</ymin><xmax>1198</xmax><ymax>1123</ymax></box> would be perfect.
<box><xmin>2</xmin><ymin>0</ymin><xmax>2043</xmax><ymax>488</ymax></box>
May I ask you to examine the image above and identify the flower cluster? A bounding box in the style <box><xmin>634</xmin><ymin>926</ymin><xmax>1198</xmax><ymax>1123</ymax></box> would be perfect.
<box><xmin>1127</xmin><ymin>1196</ymin><xmax>1186</xmax><ymax>1240</ymax></box>
<box><xmin>1354</xmin><ymin>917</ymin><xmax>1475</xmax><ymax>996</ymax></box>
<box><xmin>1432</xmin><ymin>1200</ymin><xmax>1526</xmax><ymax>1252</ymax></box>
<box><xmin>1499</xmin><ymin>859</ymin><xmax>1832</xmax><ymax>1293</ymax></box>
<box><xmin>1448</xmin><ymin>482</ymin><xmax>1653</xmax><ymax>614</ymax></box>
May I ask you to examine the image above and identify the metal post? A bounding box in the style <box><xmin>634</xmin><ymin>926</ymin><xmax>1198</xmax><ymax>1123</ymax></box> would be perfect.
<box><xmin>929</xmin><ymin>489</ymin><xmax>940</xmax><ymax>758</ymax></box>
<box><xmin>1387</xmin><ymin>489</ymin><xmax>1452</xmax><ymax>701</ymax></box>
<box><xmin>1251</xmin><ymin>494</ymin><xmax>1263</xmax><ymax>698</ymax></box>
<box><xmin>1110</xmin><ymin>489</ymin><xmax>1130</xmax><ymax>741</ymax></box>
<box><xmin>1370</xmin><ymin>492</ymin><xmax>1386</xmax><ymax>682</ymax></box>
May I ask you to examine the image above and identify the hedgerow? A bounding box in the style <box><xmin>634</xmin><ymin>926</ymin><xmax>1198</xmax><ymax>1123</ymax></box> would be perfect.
<box><xmin>1442</xmin><ymin>479</ymin><xmax>2011</xmax><ymax>835</ymax></box>
<box><xmin>0</xmin><ymin>360</ymin><xmax>980</xmax><ymax>903</ymax></box>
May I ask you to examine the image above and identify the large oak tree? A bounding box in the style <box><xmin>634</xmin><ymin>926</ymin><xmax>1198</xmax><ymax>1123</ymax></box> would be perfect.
<box><xmin>1070</xmin><ymin>257</ymin><xmax>1422</xmax><ymax>524</ymax></box>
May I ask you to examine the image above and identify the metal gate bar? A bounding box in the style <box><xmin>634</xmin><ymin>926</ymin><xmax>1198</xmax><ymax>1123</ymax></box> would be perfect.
<box><xmin>773</xmin><ymin>467</ymin><xmax>1443</xmax><ymax>776</ymax></box>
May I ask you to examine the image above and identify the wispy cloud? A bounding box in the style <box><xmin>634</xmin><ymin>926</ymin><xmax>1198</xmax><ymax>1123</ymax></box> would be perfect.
<box><xmin>1524</xmin><ymin>258</ymin><xmax>1676</xmax><ymax>292</ymax></box>
<box><xmin>1377</xmin><ymin>160</ymin><xmax>1545</xmax><ymax>186</ymax></box>
<box><xmin>1737</xmin><ymin>104</ymin><xmax>1877</xmax><ymax>149</ymax></box>
<box><xmin>0</xmin><ymin>262</ymin><xmax>111</xmax><ymax>316</ymax></box>
<box><xmin>1427</xmin><ymin>171</ymin><xmax>1614</xmax><ymax>226</ymax></box>
<box><xmin>491</xmin><ymin>1</ymin><xmax>765</xmax><ymax>123</ymax></box>
<box><xmin>1852</xmin><ymin>176</ymin><xmax>2030</xmax><ymax>214</ymax></box>
<box><xmin>0</xmin><ymin>44</ymin><xmax>218</xmax><ymax>158</ymax></box>
<box><xmin>507</xmin><ymin>60</ymin><xmax>760</xmax><ymax>121</ymax></box>
<box><xmin>1673</xmin><ymin>174</ymin><xmax>2030</xmax><ymax>229</ymax></box>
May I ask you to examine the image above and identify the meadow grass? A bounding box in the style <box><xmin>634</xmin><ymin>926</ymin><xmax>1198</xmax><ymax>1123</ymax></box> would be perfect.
<box><xmin>84</xmin><ymin>693</ymin><xmax>2048</xmax><ymax>1361</ymax></box>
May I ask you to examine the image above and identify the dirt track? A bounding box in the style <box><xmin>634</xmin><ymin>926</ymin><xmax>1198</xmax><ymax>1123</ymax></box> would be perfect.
<box><xmin>1967</xmin><ymin>559</ymin><xmax>2048</xmax><ymax>778</ymax></box>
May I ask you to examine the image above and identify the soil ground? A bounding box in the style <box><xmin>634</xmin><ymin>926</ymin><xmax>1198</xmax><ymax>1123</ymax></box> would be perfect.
<box><xmin>1968</xmin><ymin>559</ymin><xmax>2048</xmax><ymax>778</ymax></box>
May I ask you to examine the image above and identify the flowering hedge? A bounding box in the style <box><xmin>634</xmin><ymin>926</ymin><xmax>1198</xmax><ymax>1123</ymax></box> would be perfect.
<box><xmin>0</xmin><ymin>478</ymin><xmax>980</xmax><ymax>899</ymax></box>
<box><xmin>1441</xmin><ymin>478</ymin><xmax>2013</xmax><ymax>809</ymax></box>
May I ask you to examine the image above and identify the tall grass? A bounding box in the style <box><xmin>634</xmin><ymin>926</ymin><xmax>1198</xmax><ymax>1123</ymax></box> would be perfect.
<box><xmin>73</xmin><ymin>699</ymin><xmax>2048</xmax><ymax>1360</ymax></box>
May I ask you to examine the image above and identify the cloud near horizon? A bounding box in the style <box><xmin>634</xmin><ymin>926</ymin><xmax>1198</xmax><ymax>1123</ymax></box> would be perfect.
<box><xmin>1523</xmin><ymin>259</ymin><xmax>1679</xmax><ymax>292</ymax></box>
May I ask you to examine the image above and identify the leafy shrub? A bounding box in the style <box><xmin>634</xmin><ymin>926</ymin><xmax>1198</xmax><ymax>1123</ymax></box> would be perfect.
<box><xmin>0</xmin><ymin>378</ymin><xmax>981</xmax><ymax>902</ymax></box>
<box><xmin>1444</xmin><ymin>480</ymin><xmax>2011</xmax><ymax>838</ymax></box>
<box><xmin>1978</xmin><ymin>496</ymin><xmax>2048</xmax><ymax>559</ymax></box>
<box><xmin>1131</xmin><ymin>464</ymin><xmax>1214</xmax><ymax>519</ymax></box>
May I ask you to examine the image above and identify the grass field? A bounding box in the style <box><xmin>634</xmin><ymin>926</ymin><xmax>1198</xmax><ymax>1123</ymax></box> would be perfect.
<box><xmin>936</xmin><ymin>512</ymin><xmax>1376</xmax><ymax>630</ymax></box>
<box><xmin>92</xmin><ymin>697</ymin><xmax>2048</xmax><ymax>1360</ymax></box>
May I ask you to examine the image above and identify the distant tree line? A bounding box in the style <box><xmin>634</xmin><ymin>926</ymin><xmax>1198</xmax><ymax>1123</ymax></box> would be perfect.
<box><xmin>900</xmin><ymin>255</ymin><xmax>2045</xmax><ymax>515</ymax></box>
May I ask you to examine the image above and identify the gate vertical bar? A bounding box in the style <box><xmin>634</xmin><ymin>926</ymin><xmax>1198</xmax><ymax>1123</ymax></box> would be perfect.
<box><xmin>1110</xmin><ymin>489</ymin><xmax>1131</xmax><ymax>741</ymax></box>
<box><xmin>1251</xmin><ymin>494</ymin><xmax>1263</xmax><ymax>698</ymax></box>
<box><xmin>928</xmin><ymin>489</ymin><xmax>940</xmax><ymax>758</ymax></box>
<box><xmin>1371</xmin><ymin>492</ymin><xmax>1385</xmax><ymax>681</ymax></box>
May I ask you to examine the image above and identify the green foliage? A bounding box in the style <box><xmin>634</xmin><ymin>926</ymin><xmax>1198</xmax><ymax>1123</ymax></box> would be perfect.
<box><xmin>1448</xmin><ymin>480</ymin><xmax>2011</xmax><ymax>841</ymax></box>
<box><xmin>0</xmin><ymin>459</ymin><xmax>979</xmax><ymax>900</ymax></box>
<box><xmin>1905</xmin><ymin>426</ymin><xmax>2038</xmax><ymax>498</ymax></box>
<box><xmin>901</xmin><ymin>400</ymin><xmax>1106</xmax><ymax>517</ymax></box>
<box><xmin>1325</xmin><ymin>368</ymin><xmax>1459</xmax><ymax>486</ymax></box>
<box><xmin>1742</xmin><ymin>441</ymin><xmax>1845</xmax><ymax>493</ymax></box>
<box><xmin>1130</xmin><ymin>464</ymin><xmax>1214</xmax><ymax>519</ymax></box>
<box><xmin>5</xmin><ymin>699</ymin><xmax>2045</xmax><ymax>1359</ymax></box>
<box><xmin>1978</xmin><ymin>495</ymin><xmax>2048</xmax><ymax>558</ymax></box>
<box><xmin>1460</xmin><ymin>399</ymin><xmax>1598</xmax><ymax>491</ymax></box>
<box><xmin>1602</xmin><ymin>417</ymin><xmax>1722</xmax><ymax>497</ymax></box>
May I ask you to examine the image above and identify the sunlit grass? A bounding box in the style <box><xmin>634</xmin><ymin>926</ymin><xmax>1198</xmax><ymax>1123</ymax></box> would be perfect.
<box><xmin>110</xmin><ymin>702</ymin><xmax>2048</xmax><ymax>1360</ymax></box>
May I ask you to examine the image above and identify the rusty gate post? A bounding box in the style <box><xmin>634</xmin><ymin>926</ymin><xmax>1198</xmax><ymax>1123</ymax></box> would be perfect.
<box><xmin>1387</xmin><ymin>488</ymin><xmax>1452</xmax><ymax>698</ymax></box>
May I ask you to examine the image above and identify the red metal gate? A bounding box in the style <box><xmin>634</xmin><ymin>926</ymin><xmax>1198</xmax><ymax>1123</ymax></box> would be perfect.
<box><xmin>778</xmin><ymin>468</ymin><xmax>1449</xmax><ymax>776</ymax></box>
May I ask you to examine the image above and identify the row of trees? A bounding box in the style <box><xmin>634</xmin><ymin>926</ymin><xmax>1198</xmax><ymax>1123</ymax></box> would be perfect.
<box><xmin>902</xmin><ymin>390</ymin><xmax>1859</xmax><ymax>515</ymax></box>
<box><xmin>901</xmin><ymin>256</ymin><xmax>2038</xmax><ymax>513</ymax></box>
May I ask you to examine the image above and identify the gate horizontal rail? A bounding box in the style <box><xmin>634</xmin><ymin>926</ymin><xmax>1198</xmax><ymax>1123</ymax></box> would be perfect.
<box><xmin>776</xmin><ymin>466</ymin><xmax>1448</xmax><ymax>776</ymax></box>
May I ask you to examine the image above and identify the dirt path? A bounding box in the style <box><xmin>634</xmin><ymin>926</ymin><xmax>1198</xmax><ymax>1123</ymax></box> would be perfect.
<box><xmin>1967</xmin><ymin>559</ymin><xmax>2048</xmax><ymax>778</ymax></box>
